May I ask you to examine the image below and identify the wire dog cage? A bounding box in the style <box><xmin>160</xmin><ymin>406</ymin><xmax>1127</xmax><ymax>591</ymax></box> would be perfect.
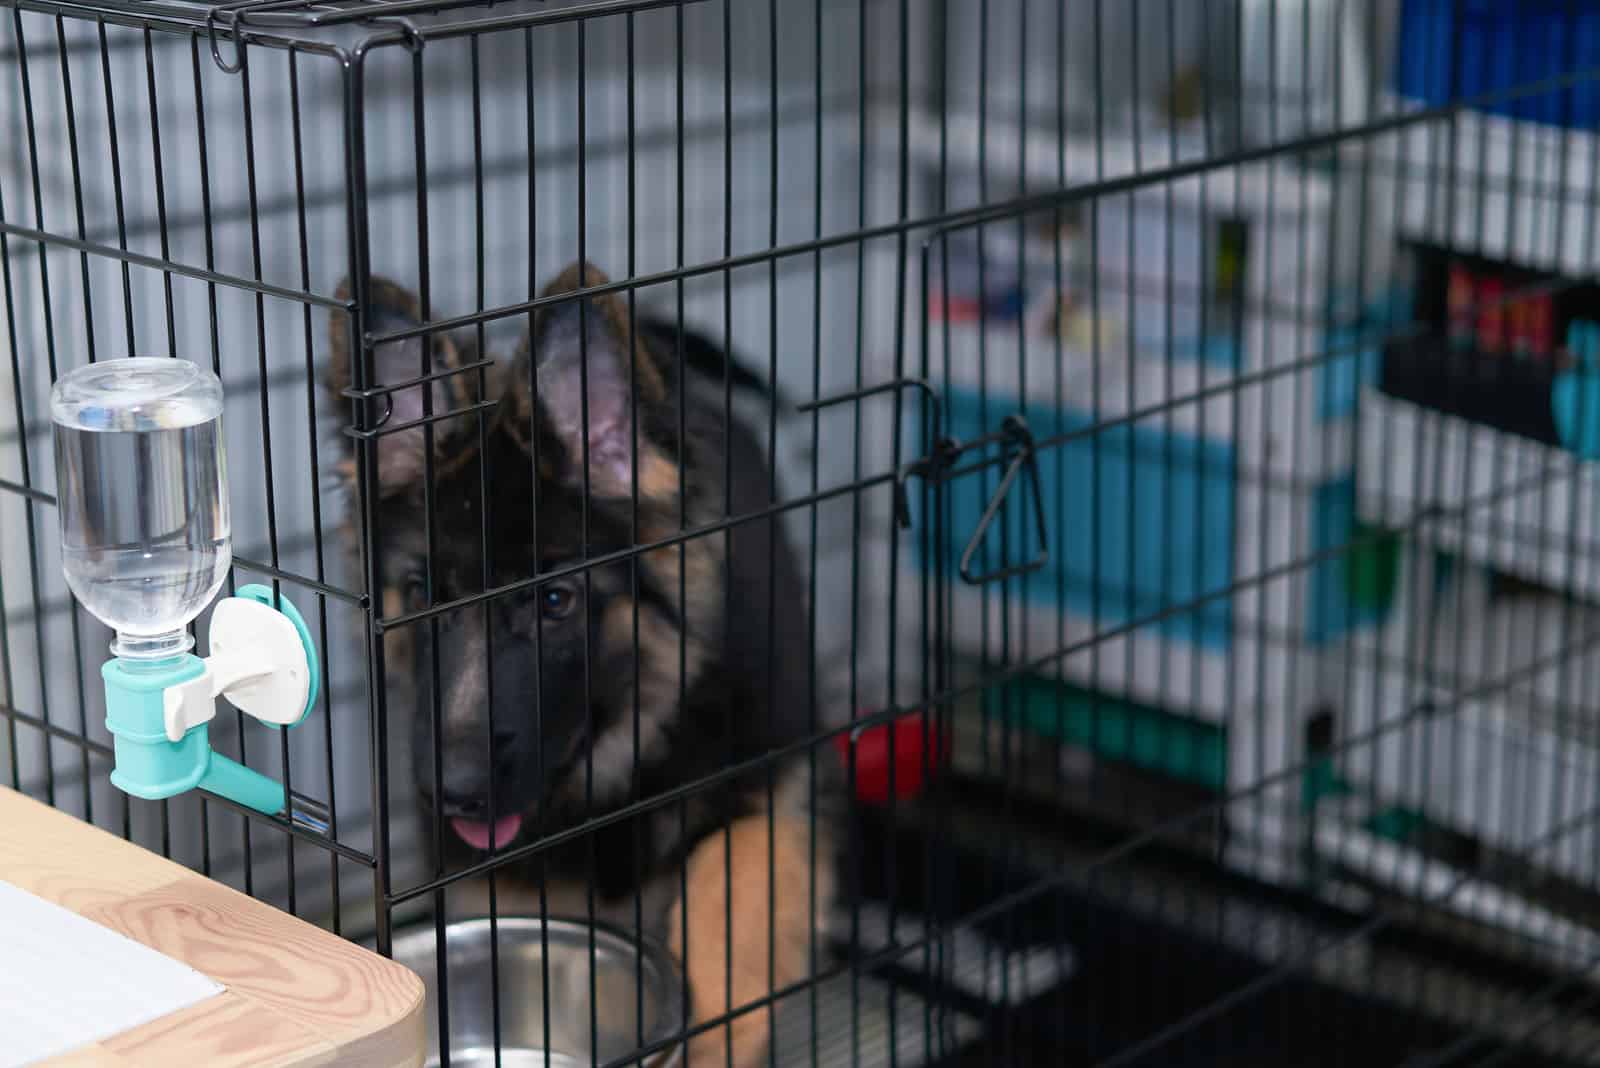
<box><xmin>10</xmin><ymin>0</ymin><xmax>1600</xmax><ymax>1064</ymax></box>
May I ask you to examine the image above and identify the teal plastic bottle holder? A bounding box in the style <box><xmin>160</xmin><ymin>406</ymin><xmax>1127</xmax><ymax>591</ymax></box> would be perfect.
<box><xmin>101</xmin><ymin>584</ymin><xmax>320</xmax><ymax>816</ymax></box>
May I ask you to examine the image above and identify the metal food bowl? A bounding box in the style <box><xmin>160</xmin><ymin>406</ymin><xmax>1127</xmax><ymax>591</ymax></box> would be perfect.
<box><xmin>388</xmin><ymin>917</ymin><xmax>685</xmax><ymax>1068</ymax></box>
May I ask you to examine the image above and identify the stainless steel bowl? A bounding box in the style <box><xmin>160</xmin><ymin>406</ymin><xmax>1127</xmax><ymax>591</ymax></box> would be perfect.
<box><xmin>388</xmin><ymin>917</ymin><xmax>685</xmax><ymax>1068</ymax></box>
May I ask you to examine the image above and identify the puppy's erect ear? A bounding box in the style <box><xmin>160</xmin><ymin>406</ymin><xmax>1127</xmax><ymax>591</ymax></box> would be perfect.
<box><xmin>517</xmin><ymin>261</ymin><xmax>677</xmax><ymax>501</ymax></box>
<box><xmin>326</xmin><ymin>276</ymin><xmax>462</xmax><ymax>498</ymax></box>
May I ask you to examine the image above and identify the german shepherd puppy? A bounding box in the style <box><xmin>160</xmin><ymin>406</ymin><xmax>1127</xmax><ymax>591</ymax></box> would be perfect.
<box><xmin>327</xmin><ymin>263</ymin><xmax>835</xmax><ymax>1067</ymax></box>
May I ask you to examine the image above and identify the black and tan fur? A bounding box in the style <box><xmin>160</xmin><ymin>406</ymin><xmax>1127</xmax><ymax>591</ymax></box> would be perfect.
<box><xmin>327</xmin><ymin>263</ymin><xmax>836</xmax><ymax>1067</ymax></box>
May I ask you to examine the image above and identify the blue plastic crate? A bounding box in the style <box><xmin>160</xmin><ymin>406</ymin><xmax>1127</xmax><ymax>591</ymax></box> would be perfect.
<box><xmin>1398</xmin><ymin>0</ymin><xmax>1600</xmax><ymax>130</ymax></box>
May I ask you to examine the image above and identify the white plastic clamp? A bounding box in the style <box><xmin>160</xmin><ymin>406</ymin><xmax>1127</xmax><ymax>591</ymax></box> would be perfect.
<box><xmin>162</xmin><ymin>598</ymin><xmax>313</xmax><ymax>743</ymax></box>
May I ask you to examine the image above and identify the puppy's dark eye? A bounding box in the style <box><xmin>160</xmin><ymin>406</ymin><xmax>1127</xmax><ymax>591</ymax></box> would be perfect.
<box><xmin>541</xmin><ymin>582</ymin><xmax>576</xmax><ymax>620</ymax></box>
<box><xmin>398</xmin><ymin>570</ymin><xmax>427</xmax><ymax>605</ymax></box>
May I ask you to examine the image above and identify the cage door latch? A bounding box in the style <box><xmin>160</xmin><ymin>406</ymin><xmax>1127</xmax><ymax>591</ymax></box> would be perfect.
<box><xmin>798</xmin><ymin>379</ymin><xmax>1048</xmax><ymax>586</ymax></box>
<box><xmin>896</xmin><ymin>413</ymin><xmax>1050</xmax><ymax>587</ymax></box>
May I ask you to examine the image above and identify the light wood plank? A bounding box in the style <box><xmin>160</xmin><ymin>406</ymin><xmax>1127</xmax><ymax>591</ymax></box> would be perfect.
<box><xmin>35</xmin><ymin>1044</ymin><xmax>139</xmax><ymax>1067</ymax></box>
<box><xmin>83</xmin><ymin>878</ymin><xmax>425</xmax><ymax>1058</ymax></box>
<box><xmin>0</xmin><ymin>796</ymin><xmax>182</xmax><ymax>912</ymax></box>
<box><xmin>95</xmin><ymin>992</ymin><xmax>331</xmax><ymax>1068</ymax></box>
<box><xmin>1</xmin><ymin>788</ymin><xmax>426</xmax><ymax>1068</ymax></box>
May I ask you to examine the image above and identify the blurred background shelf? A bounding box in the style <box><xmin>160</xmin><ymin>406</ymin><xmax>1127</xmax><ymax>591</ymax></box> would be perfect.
<box><xmin>1356</xmin><ymin>385</ymin><xmax>1600</xmax><ymax>601</ymax></box>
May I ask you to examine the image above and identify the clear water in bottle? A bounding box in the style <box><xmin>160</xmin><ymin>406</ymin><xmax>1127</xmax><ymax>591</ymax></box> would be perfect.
<box><xmin>51</xmin><ymin>358</ymin><xmax>231</xmax><ymax>646</ymax></box>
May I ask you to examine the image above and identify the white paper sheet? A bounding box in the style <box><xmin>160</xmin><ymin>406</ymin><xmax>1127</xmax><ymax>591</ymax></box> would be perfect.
<box><xmin>0</xmin><ymin>878</ymin><xmax>224</xmax><ymax>1066</ymax></box>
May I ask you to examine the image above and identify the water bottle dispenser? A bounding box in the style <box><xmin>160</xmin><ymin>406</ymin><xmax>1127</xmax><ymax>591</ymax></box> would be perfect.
<box><xmin>51</xmin><ymin>357</ymin><xmax>319</xmax><ymax>817</ymax></box>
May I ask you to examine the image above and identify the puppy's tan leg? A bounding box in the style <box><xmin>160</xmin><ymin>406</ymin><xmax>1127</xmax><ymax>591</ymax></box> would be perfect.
<box><xmin>667</xmin><ymin>813</ymin><xmax>833</xmax><ymax>1068</ymax></box>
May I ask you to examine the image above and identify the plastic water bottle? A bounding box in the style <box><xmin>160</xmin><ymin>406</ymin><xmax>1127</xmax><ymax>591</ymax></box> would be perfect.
<box><xmin>51</xmin><ymin>357</ymin><xmax>231</xmax><ymax>662</ymax></box>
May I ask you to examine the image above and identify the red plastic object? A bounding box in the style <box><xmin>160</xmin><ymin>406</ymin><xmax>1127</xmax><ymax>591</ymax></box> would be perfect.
<box><xmin>834</xmin><ymin>712</ymin><xmax>945</xmax><ymax>805</ymax></box>
<box><xmin>927</xmin><ymin>293</ymin><xmax>982</xmax><ymax>324</ymax></box>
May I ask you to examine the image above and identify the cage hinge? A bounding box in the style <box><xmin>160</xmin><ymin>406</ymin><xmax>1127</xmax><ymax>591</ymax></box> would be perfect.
<box><xmin>892</xmin><ymin>437</ymin><xmax>963</xmax><ymax>530</ymax></box>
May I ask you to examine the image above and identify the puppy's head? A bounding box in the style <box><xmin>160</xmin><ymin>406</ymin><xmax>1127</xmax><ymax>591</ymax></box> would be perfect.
<box><xmin>326</xmin><ymin>264</ymin><xmax>720</xmax><ymax>854</ymax></box>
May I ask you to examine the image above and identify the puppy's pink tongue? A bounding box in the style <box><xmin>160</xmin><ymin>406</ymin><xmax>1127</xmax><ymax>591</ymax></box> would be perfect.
<box><xmin>451</xmin><ymin>813</ymin><xmax>523</xmax><ymax>851</ymax></box>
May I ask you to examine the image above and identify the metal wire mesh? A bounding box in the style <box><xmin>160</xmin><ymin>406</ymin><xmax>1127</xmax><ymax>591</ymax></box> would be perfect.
<box><xmin>8</xmin><ymin>1</ymin><xmax>1600</xmax><ymax>1065</ymax></box>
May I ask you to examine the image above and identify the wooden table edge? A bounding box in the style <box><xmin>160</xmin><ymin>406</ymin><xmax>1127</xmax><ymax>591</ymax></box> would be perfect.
<box><xmin>1</xmin><ymin>787</ymin><xmax>427</xmax><ymax>1068</ymax></box>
